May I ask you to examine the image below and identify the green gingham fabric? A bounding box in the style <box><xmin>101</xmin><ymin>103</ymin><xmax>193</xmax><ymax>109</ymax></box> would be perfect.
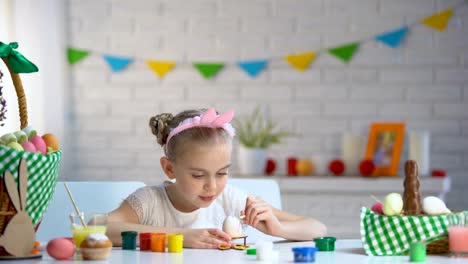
<box><xmin>360</xmin><ymin>207</ymin><xmax>451</xmax><ymax>256</ymax></box>
<box><xmin>0</xmin><ymin>145</ymin><xmax>61</xmax><ymax>226</ymax></box>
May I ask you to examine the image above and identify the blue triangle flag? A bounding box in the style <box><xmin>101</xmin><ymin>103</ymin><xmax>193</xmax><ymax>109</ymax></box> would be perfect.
<box><xmin>238</xmin><ymin>60</ymin><xmax>268</xmax><ymax>78</ymax></box>
<box><xmin>103</xmin><ymin>55</ymin><xmax>134</xmax><ymax>72</ymax></box>
<box><xmin>375</xmin><ymin>26</ymin><xmax>409</xmax><ymax>48</ymax></box>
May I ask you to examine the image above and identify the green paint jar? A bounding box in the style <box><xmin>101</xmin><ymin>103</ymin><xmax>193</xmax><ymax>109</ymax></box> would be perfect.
<box><xmin>313</xmin><ymin>237</ymin><xmax>337</xmax><ymax>251</ymax></box>
<box><xmin>121</xmin><ymin>231</ymin><xmax>138</xmax><ymax>250</ymax></box>
<box><xmin>410</xmin><ymin>243</ymin><xmax>426</xmax><ymax>262</ymax></box>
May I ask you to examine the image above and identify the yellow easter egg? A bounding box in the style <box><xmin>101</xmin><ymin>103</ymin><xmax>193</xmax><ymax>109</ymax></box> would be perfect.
<box><xmin>42</xmin><ymin>133</ymin><xmax>59</xmax><ymax>151</ymax></box>
<box><xmin>295</xmin><ymin>159</ymin><xmax>315</xmax><ymax>176</ymax></box>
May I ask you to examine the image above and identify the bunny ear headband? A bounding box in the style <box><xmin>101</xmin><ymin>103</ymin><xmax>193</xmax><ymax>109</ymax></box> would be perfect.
<box><xmin>165</xmin><ymin>108</ymin><xmax>236</xmax><ymax>149</ymax></box>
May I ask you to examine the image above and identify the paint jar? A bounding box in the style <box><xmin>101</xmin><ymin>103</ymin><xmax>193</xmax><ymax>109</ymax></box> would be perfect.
<box><xmin>313</xmin><ymin>237</ymin><xmax>337</xmax><ymax>251</ymax></box>
<box><xmin>292</xmin><ymin>247</ymin><xmax>318</xmax><ymax>263</ymax></box>
<box><xmin>409</xmin><ymin>242</ymin><xmax>426</xmax><ymax>262</ymax></box>
<box><xmin>168</xmin><ymin>234</ymin><xmax>183</xmax><ymax>253</ymax></box>
<box><xmin>151</xmin><ymin>233</ymin><xmax>166</xmax><ymax>252</ymax></box>
<box><xmin>139</xmin><ymin>232</ymin><xmax>151</xmax><ymax>251</ymax></box>
<box><xmin>121</xmin><ymin>231</ymin><xmax>137</xmax><ymax>250</ymax></box>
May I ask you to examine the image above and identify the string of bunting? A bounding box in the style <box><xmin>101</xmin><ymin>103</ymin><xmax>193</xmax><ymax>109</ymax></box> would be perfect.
<box><xmin>67</xmin><ymin>5</ymin><xmax>462</xmax><ymax>80</ymax></box>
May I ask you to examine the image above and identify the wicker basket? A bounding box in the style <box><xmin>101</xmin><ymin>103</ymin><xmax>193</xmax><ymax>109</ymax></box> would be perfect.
<box><xmin>359</xmin><ymin>207</ymin><xmax>460</xmax><ymax>256</ymax></box>
<box><xmin>0</xmin><ymin>56</ymin><xmax>62</xmax><ymax>256</ymax></box>
<box><xmin>427</xmin><ymin>237</ymin><xmax>449</xmax><ymax>254</ymax></box>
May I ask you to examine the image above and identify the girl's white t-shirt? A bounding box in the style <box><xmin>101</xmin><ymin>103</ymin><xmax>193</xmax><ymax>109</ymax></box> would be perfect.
<box><xmin>125</xmin><ymin>181</ymin><xmax>248</xmax><ymax>229</ymax></box>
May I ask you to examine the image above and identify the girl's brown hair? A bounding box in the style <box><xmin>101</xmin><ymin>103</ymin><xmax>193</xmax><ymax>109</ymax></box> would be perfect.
<box><xmin>149</xmin><ymin>109</ymin><xmax>232</xmax><ymax>161</ymax></box>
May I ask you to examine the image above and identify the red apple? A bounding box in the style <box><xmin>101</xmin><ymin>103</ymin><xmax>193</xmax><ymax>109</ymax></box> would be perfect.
<box><xmin>371</xmin><ymin>203</ymin><xmax>384</xmax><ymax>215</ymax></box>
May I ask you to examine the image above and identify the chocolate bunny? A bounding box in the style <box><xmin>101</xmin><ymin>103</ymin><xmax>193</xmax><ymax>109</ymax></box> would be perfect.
<box><xmin>0</xmin><ymin>158</ymin><xmax>35</xmax><ymax>256</ymax></box>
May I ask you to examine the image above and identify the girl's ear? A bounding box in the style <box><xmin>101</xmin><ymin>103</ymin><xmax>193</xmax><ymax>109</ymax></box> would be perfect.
<box><xmin>160</xmin><ymin>157</ymin><xmax>176</xmax><ymax>179</ymax></box>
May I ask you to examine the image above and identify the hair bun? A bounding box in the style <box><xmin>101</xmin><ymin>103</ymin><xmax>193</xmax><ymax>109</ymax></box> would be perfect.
<box><xmin>149</xmin><ymin>113</ymin><xmax>173</xmax><ymax>145</ymax></box>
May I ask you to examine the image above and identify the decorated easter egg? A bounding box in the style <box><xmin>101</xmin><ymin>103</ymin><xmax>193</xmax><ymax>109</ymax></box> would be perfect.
<box><xmin>383</xmin><ymin>193</ymin><xmax>403</xmax><ymax>216</ymax></box>
<box><xmin>22</xmin><ymin>126</ymin><xmax>37</xmax><ymax>140</ymax></box>
<box><xmin>422</xmin><ymin>196</ymin><xmax>451</xmax><ymax>215</ymax></box>
<box><xmin>47</xmin><ymin>238</ymin><xmax>75</xmax><ymax>260</ymax></box>
<box><xmin>13</xmin><ymin>131</ymin><xmax>28</xmax><ymax>144</ymax></box>
<box><xmin>7</xmin><ymin>142</ymin><xmax>24</xmax><ymax>151</ymax></box>
<box><xmin>223</xmin><ymin>216</ymin><xmax>243</xmax><ymax>237</ymax></box>
<box><xmin>371</xmin><ymin>203</ymin><xmax>384</xmax><ymax>215</ymax></box>
<box><xmin>296</xmin><ymin>159</ymin><xmax>315</xmax><ymax>176</ymax></box>
<box><xmin>42</xmin><ymin>133</ymin><xmax>59</xmax><ymax>151</ymax></box>
<box><xmin>30</xmin><ymin>135</ymin><xmax>47</xmax><ymax>155</ymax></box>
<box><xmin>21</xmin><ymin>141</ymin><xmax>37</xmax><ymax>153</ymax></box>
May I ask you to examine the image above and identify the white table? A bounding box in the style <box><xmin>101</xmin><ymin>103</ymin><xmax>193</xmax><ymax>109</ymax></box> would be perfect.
<box><xmin>1</xmin><ymin>239</ymin><xmax>463</xmax><ymax>263</ymax></box>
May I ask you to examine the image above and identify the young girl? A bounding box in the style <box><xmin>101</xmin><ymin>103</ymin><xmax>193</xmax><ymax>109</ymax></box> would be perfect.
<box><xmin>107</xmin><ymin>108</ymin><xmax>327</xmax><ymax>248</ymax></box>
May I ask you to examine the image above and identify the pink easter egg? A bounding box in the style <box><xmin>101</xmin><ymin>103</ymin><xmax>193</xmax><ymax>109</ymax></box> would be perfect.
<box><xmin>30</xmin><ymin>135</ymin><xmax>47</xmax><ymax>154</ymax></box>
<box><xmin>21</xmin><ymin>141</ymin><xmax>37</xmax><ymax>153</ymax></box>
<box><xmin>47</xmin><ymin>238</ymin><xmax>75</xmax><ymax>260</ymax></box>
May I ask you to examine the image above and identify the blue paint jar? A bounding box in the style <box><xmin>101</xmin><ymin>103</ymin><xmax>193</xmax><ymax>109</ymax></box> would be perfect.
<box><xmin>292</xmin><ymin>247</ymin><xmax>318</xmax><ymax>263</ymax></box>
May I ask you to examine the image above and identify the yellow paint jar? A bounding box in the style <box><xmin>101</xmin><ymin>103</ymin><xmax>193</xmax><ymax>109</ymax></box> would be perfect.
<box><xmin>168</xmin><ymin>234</ymin><xmax>183</xmax><ymax>253</ymax></box>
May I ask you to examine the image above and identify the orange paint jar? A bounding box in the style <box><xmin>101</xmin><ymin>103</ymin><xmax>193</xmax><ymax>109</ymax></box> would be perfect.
<box><xmin>150</xmin><ymin>233</ymin><xmax>166</xmax><ymax>252</ymax></box>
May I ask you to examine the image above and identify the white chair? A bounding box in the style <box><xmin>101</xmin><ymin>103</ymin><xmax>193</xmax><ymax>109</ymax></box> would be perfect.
<box><xmin>228</xmin><ymin>178</ymin><xmax>283</xmax><ymax>242</ymax></box>
<box><xmin>36</xmin><ymin>181</ymin><xmax>146</xmax><ymax>242</ymax></box>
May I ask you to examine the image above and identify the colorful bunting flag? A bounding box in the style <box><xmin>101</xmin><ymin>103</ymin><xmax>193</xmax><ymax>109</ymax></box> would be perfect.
<box><xmin>147</xmin><ymin>60</ymin><xmax>176</xmax><ymax>78</ymax></box>
<box><xmin>238</xmin><ymin>60</ymin><xmax>268</xmax><ymax>78</ymax></box>
<box><xmin>375</xmin><ymin>26</ymin><xmax>409</xmax><ymax>48</ymax></box>
<box><xmin>193</xmin><ymin>63</ymin><xmax>224</xmax><ymax>79</ymax></box>
<box><xmin>67</xmin><ymin>48</ymin><xmax>89</xmax><ymax>65</ymax></box>
<box><xmin>328</xmin><ymin>43</ymin><xmax>360</xmax><ymax>63</ymax></box>
<box><xmin>285</xmin><ymin>52</ymin><xmax>317</xmax><ymax>72</ymax></box>
<box><xmin>421</xmin><ymin>8</ymin><xmax>453</xmax><ymax>31</ymax></box>
<box><xmin>64</xmin><ymin>3</ymin><xmax>463</xmax><ymax>78</ymax></box>
<box><xmin>103</xmin><ymin>55</ymin><xmax>133</xmax><ymax>72</ymax></box>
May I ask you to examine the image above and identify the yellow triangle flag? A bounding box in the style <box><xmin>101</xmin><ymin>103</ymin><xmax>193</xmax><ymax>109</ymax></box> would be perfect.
<box><xmin>146</xmin><ymin>60</ymin><xmax>176</xmax><ymax>78</ymax></box>
<box><xmin>421</xmin><ymin>8</ymin><xmax>453</xmax><ymax>31</ymax></box>
<box><xmin>284</xmin><ymin>52</ymin><xmax>317</xmax><ymax>72</ymax></box>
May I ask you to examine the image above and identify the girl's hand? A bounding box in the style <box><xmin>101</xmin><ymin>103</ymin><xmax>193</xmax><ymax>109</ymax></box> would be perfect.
<box><xmin>242</xmin><ymin>196</ymin><xmax>282</xmax><ymax>237</ymax></box>
<box><xmin>183</xmin><ymin>228</ymin><xmax>233</xmax><ymax>249</ymax></box>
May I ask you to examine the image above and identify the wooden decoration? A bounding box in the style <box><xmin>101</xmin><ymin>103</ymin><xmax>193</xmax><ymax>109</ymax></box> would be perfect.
<box><xmin>403</xmin><ymin>160</ymin><xmax>423</xmax><ymax>215</ymax></box>
<box><xmin>0</xmin><ymin>158</ymin><xmax>36</xmax><ymax>257</ymax></box>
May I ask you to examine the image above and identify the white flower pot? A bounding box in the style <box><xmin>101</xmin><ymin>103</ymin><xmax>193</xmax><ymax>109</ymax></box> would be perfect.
<box><xmin>237</xmin><ymin>146</ymin><xmax>268</xmax><ymax>175</ymax></box>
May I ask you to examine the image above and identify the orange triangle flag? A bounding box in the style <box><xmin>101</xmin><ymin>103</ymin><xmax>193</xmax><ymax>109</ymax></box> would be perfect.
<box><xmin>421</xmin><ymin>8</ymin><xmax>453</xmax><ymax>31</ymax></box>
<box><xmin>284</xmin><ymin>52</ymin><xmax>317</xmax><ymax>72</ymax></box>
<box><xmin>147</xmin><ymin>60</ymin><xmax>176</xmax><ymax>78</ymax></box>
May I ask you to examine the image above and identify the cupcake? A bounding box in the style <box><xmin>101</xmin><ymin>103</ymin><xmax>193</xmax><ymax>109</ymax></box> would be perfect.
<box><xmin>80</xmin><ymin>233</ymin><xmax>113</xmax><ymax>260</ymax></box>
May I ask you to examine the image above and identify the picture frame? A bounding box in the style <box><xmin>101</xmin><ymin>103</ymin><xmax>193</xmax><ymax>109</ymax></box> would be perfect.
<box><xmin>365</xmin><ymin>123</ymin><xmax>405</xmax><ymax>176</ymax></box>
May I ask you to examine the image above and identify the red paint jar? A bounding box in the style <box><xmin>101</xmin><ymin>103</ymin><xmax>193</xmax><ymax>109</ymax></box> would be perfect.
<box><xmin>139</xmin><ymin>232</ymin><xmax>151</xmax><ymax>251</ymax></box>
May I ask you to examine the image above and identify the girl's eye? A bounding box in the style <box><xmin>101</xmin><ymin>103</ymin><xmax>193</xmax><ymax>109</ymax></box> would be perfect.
<box><xmin>217</xmin><ymin>172</ymin><xmax>228</xmax><ymax>177</ymax></box>
<box><xmin>192</xmin><ymin>174</ymin><xmax>204</xmax><ymax>178</ymax></box>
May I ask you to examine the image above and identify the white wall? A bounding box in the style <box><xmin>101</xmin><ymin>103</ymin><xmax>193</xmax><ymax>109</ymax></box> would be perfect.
<box><xmin>66</xmin><ymin>0</ymin><xmax>468</xmax><ymax>210</ymax></box>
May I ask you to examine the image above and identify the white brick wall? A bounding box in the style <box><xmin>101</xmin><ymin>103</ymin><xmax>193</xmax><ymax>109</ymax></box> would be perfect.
<box><xmin>67</xmin><ymin>0</ymin><xmax>468</xmax><ymax>214</ymax></box>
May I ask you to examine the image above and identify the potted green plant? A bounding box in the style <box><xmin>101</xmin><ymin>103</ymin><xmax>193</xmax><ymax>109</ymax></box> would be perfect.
<box><xmin>233</xmin><ymin>106</ymin><xmax>292</xmax><ymax>175</ymax></box>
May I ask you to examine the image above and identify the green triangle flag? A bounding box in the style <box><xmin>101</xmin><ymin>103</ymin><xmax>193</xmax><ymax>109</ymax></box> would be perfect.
<box><xmin>193</xmin><ymin>63</ymin><xmax>224</xmax><ymax>79</ymax></box>
<box><xmin>328</xmin><ymin>43</ymin><xmax>360</xmax><ymax>63</ymax></box>
<box><xmin>68</xmin><ymin>48</ymin><xmax>90</xmax><ymax>65</ymax></box>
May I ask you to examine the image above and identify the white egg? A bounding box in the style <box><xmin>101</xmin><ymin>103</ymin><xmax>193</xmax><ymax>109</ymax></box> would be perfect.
<box><xmin>423</xmin><ymin>196</ymin><xmax>451</xmax><ymax>215</ymax></box>
<box><xmin>222</xmin><ymin>216</ymin><xmax>243</xmax><ymax>237</ymax></box>
<box><xmin>383</xmin><ymin>193</ymin><xmax>403</xmax><ymax>216</ymax></box>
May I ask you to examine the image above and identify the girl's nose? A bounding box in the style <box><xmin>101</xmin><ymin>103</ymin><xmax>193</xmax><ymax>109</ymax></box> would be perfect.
<box><xmin>204</xmin><ymin>177</ymin><xmax>217</xmax><ymax>191</ymax></box>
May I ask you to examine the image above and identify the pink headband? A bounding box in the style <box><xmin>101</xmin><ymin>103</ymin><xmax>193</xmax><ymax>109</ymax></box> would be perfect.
<box><xmin>165</xmin><ymin>108</ymin><xmax>236</xmax><ymax>149</ymax></box>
